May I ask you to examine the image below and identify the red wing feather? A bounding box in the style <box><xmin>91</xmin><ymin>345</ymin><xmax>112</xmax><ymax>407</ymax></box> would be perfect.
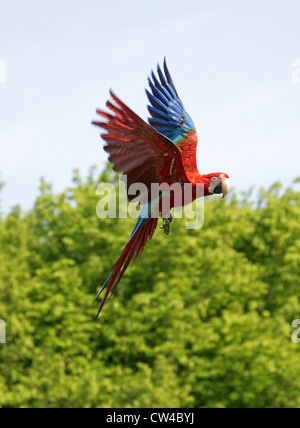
<box><xmin>94</xmin><ymin>217</ymin><xmax>158</xmax><ymax>318</ymax></box>
<box><xmin>93</xmin><ymin>91</ymin><xmax>190</xmax><ymax>202</ymax></box>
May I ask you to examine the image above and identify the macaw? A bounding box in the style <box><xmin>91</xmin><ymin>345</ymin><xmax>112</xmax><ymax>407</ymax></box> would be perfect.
<box><xmin>92</xmin><ymin>59</ymin><xmax>229</xmax><ymax>317</ymax></box>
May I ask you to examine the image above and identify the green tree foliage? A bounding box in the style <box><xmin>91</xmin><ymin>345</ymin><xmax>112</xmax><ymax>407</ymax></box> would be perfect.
<box><xmin>0</xmin><ymin>167</ymin><xmax>300</xmax><ymax>408</ymax></box>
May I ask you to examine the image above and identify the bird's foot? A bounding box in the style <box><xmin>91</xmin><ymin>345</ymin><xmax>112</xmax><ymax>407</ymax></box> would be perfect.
<box><xmin>160</xmin><ymin>214</ymin><xmax>173</xmax><ymax>236</ymax></box>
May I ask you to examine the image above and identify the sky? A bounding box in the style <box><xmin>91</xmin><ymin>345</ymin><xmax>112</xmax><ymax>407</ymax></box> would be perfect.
<box><xmin>0</xmin><ymin>0</ymin><xmax>299</xmax><ymax>212</ymax></box>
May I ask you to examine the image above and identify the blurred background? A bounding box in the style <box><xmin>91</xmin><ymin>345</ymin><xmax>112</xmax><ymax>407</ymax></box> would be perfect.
<box><xmin>0</xmin><ymin>0</ymin><xmax>300</xmax><ymax>408</ymax></box>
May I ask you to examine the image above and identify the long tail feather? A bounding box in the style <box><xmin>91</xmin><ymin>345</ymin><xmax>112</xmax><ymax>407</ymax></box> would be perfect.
<box><xmin>94</xmin><ymin>216</ymin><xmax>158</xmax><ymax>318</ymax></box>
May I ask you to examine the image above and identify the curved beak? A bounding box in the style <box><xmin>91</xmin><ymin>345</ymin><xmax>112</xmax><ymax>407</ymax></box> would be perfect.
<box><xmin>213</xmin><ymin>178</ymin><xmax>230</xmax><ymax>198</ymax></box>
<box><xmin>221</xmin><ymin>178</ymin><xmax>229</xmax><ymax>198</ymax></box>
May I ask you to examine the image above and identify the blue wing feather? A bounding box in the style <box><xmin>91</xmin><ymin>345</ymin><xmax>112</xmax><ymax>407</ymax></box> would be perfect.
<box><xmin>146</xmin><ymin>58</ymin><xmax>196</xmax><ymax>144</ymax></box>
<box><xmin>163</xmin><ymin>59</ymin><xmax>180</xmax><ymax>98</ymax></box>
<box><xmin>148</xmin><ymin>105</ymin><xmax>166</xmax><ymax>120</ymax></box>
<box><xmin>146</xmin><ymin>90</ymin><xmax>167</xmax><ymax>113</ymax></box>
<box><xmin>148</xmin><ymin>78</ymin><xmax>170</xmax><ymax>106</ymax></box>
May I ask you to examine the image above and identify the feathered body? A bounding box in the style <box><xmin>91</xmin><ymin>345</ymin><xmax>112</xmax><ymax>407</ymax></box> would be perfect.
<box><xmin>92</xmin><ymin>59</ymin><xmax>229</xmax><ymax>317</ymax></box>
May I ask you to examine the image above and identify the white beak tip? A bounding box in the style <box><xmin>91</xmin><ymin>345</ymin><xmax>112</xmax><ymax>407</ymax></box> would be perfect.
<box><xmin>222</xmin><ymin>179</ymin><xmax>229</xmax><ymax>198</ymax></box>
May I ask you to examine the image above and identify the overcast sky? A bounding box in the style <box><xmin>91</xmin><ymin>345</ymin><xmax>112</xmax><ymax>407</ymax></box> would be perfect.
<box><xmin>0</xmin><ymin>0</ymin><xmax>299</xmax><ymax>212</ymax></box>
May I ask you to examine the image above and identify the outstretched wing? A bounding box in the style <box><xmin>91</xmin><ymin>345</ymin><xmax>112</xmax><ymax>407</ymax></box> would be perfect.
<box><xmin>93</xmin><ymin>91</ymin><xmax>190</xmax><ymax>203</ymax></box>
<box><xmin>146</xmin><ymin>59</ymin><xmax>199</xmax><ymax>179</ymax></box>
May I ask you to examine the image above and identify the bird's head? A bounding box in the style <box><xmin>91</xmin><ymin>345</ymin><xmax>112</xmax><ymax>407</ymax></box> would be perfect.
<box><xmin>205</xmin><ymin>173</ymin><xmax>230</xmax><ymax>198</ymax></box>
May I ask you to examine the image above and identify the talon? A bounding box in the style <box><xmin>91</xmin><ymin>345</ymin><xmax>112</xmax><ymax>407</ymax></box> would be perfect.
<box><xmin>160</xmin><ymin>214</ymin><xmax>173</xmax><ymax>236</ymax></box>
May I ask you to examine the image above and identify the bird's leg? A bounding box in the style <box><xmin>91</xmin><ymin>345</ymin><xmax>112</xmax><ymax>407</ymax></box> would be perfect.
<box><xmin>160</xmin><ymin>213</ymin><xmax>173</xmax><ymax>236</ymax></box>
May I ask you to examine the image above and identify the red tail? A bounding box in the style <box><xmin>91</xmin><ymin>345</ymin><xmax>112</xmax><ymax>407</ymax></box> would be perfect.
<box><xmin>94</xmin><ymin>216</ymin><xmax>158</xmax><ymax>318</ymax></box>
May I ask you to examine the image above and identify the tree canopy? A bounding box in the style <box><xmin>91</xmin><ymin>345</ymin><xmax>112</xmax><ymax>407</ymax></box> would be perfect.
<box><xmin>0</xmin><ymin>167</ymin><xmax>300</xmax><ymax>408</ymax></box>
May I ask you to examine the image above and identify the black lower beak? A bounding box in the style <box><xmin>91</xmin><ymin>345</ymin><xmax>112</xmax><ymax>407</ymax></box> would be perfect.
<box><xmin>213</xmin><ymin>183</ymin><xmax>223</xmax><ymax>195</ymax></box>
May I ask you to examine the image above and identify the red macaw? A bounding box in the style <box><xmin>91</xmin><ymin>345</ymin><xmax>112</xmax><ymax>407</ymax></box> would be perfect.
<box><xmin>92</xmin><ymin>59</ymin><xmax>229</xmax><ymax>317</ymax></box>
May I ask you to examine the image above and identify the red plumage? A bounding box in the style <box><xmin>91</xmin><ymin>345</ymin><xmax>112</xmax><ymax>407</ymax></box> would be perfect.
<box><xmin>93</xmin><ymin>217</ymin><xmax>158</xmax><ymax>318</ymax></box>
<box><xmin>94</xmin><ymin>91</ymin><xmax>190</xmax><ymax>203</ymax></box>
<box><xmin>92</xmin><ymin>62</ymin><xmax>229</xmax><ymax>317</ymax></box>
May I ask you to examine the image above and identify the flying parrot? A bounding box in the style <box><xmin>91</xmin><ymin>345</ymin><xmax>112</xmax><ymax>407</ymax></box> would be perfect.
<box><xmin>92</xmin><ymin>59</ymin><xmax>229</xmax><ymax>317</ymax></box>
